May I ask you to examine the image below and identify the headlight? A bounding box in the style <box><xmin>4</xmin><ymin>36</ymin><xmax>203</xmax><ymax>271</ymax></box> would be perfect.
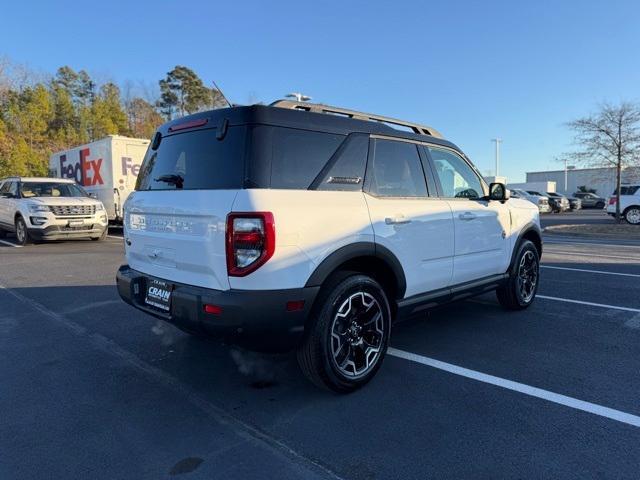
<box><xmin>95</xmin><ymin>203</ymin><xmax>104</xmax><ymax>211</ymax></box>
<box><xmin>28</xmin><ymin>204</ymin><xmax>50</xmax><ymax>213</ymax></box>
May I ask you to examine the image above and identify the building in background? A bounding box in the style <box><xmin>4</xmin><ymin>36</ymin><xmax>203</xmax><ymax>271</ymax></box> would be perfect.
<box><xmin>526</xmin><ymin>166</ymin><xmax>640</xmax><ymax>196</ymax></box>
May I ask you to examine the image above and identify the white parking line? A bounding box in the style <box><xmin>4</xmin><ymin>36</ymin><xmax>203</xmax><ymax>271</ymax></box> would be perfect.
<box><xmin>543</xmin><ymin>250</ymin><xmax>640</xmax><ymax>261</ymax></box>
<box><xmin>388</xmin><ymin>347</ymin><xmax>640</xmax><ymax>428</ymax></box>
<box><xmin>537</xmin><ymin>295</ymin><xmax>640</xmax><ymax>313</ymax></box>
<box><xmin>541</xmin><ymin>265</ymin><xmax>640</xmax><ymax>278</ymax></box>
<box><xmin>107</xmin><ymin>235</ymin><xmax>123</xmax><ymax>240</ymax></box>
<box><xmin>0</xmin><ymin>239</ymin><xmax>21</xmax><ymax>248</ymax></box>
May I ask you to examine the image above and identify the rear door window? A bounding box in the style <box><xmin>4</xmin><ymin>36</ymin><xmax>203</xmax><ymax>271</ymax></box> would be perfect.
<box><xmin>136</xmin><ymin>127</ymin><xmax>247</xmax><ymax>191</ymax></box>
<box><xmin>367</xmin><ymin>139</ymin><xmax>428</xmax><ymax>197</ymax></box>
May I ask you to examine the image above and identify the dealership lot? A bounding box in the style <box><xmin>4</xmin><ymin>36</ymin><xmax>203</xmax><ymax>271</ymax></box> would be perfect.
<box><xmin>1</xmin><ymin>222</ymin><xmax>640</xmax><ymax>479</ymax></box>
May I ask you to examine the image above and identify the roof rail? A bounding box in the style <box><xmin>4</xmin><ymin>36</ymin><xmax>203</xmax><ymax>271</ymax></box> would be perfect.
<box><xmin>270</xmin><ymin>100</ymin><xmax>443</xmax><ymax>139</ymax></box>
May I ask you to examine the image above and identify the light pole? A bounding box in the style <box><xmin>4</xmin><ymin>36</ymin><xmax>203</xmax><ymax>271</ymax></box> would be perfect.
<box><xmin>286</xmin><ymin>92</ymin><xmax>312</xmax><ymax>102</ymax></box>
<box><xmin>491</xmin><ymin>138</ymin><xmax>502</xmax><ymax>177</ymax></box>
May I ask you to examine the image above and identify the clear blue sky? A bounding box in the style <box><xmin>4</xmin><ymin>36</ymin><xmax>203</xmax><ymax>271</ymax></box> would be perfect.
<box><xmin>3</xmin><ymin>0</ymin><xmax>639</xmax><ymax>181</ymax></box>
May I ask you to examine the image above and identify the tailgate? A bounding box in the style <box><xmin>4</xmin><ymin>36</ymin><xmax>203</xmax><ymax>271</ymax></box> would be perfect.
<box><xmin>124</xmin><ymin>190</ymin><xmax>237</xmax><ymax>291</ymax></box>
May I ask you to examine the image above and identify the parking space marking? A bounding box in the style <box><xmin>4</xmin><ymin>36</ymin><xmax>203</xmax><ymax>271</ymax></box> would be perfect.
<box><xmin>540</xmin><ymin>265</ymin><xmax>640</xmax><ymax>278</ymax></box>
<box><xmin>107</xmin><ymin>235</ymin><xmax>123</xmax><ymax>240</ymax></box>
<box><xmin>388</xmin><ymin>347</ymin><xmax>640</xmax><ymax>428</ymax></box>
<box><xmin>537</xmin><ymin>295</ymin><xmax>640</xmax><ymax>313</ymax></box>
<box><xmin>0</xmin><ymin>239</ymin><xmax>21</xmax><ymax>248</ymax></box>
<box><xmin>543</xmin><ymin>250</ymin><xmax>640</xmax><ymax>261</ymax></box>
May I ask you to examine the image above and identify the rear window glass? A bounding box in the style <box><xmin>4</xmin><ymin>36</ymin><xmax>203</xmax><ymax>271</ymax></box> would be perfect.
<box><xmin>259</xmin><ymin>127</ymin><xmax>344</xmax><ymax>189</ymax></box>
<box><xmin>136</xmin><ymin>127</ymin><xmax>246</xmax><ymax>191</ymax></box>
<box><xmin>314</xmin><ymin>134</ymin><xmax>369</xmax><ymax>191</ymax></box>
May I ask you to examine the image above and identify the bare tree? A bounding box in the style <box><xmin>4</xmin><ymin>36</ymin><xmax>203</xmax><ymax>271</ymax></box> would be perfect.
<box><xmin>564</xmin><ymin>102</ymin><xmax>640</xmax><ymax>221</ymax></box>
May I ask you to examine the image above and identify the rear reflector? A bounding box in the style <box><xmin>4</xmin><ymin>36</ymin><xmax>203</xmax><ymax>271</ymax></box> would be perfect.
<box><xmin>286</xmin><ymin>300</ymin><xmax>305</xmax><ymax>312</ymax></box>
<box><xmin>203</xmin><ymin>304</ymin><xmax>222</xmax><ymax>315</ymax></box>
<box><xmin>609</xmin><ymin>197</ymin><xmax>617</xmax><ymax>205</ymax></box>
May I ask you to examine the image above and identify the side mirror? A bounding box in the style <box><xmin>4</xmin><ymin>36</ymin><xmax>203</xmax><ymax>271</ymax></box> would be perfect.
<box><xmin>89</xmin><ymin>193</ymin><xmax>98</xmax><ymax>199</ymax></box>
<box><xmin>489</xmin><ymin>183</ymin><xmax>510</xmax><ymax>201</ymax></box>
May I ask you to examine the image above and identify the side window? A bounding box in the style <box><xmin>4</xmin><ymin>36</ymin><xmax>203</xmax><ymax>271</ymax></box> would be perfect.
<box><xmin>314</xmin><ymin>134</ymin><xmax>368</xmax><ymax>191</ymax></box>
<box><xmin>428</xmin><ymin>147</ymin><xmax>485</xmax><ymax>199</ymax></box>
<box><xmin>0</xmin><ymin>182</ymin><xmax>8</xmax><ymax>195</ymax></box>
<box><xmin>7</xmin><ymin>182</ymin><xmax>18</xmax><ymax>197</ymax></box>
<box><xmin>269</xmin><ymin>128</ymin><xmax>344</xmax><ymax>189</ymax></box>
<box><xmin>368</xmin><ymin>139</ymin><xmax>428</xmax><ymax>197</ymax></box>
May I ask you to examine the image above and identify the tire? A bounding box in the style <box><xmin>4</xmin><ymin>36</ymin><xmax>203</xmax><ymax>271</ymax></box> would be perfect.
<box><xmin>596</xmin><ymin>202</ymin><xmax>605</xmax><ymax>209</ymax></box>
<box><xmin>91</xmin><ymin>228</ymin><xmax>108</xmax><ymax>241</ymax></box>
<box><xmin>624</xmin><ymin>206</ymin><xmax>640</xmax><ymax>225</ymax></box>
<box><xmin>14</xmin><ymin>216</ymin><xmax>32</xmax><ymax>246</ymax></box>
<box><xmin>496</xmin><ymin>240</ymin><xmax>540</xmax><ymax>310</ymax></box>
<box><xmin>0</xmin><ymin>228</ymin><xmax>6</xmax><ymax>239</ymax></box>
<box><xmin>297</xmin><ymin>273</ymin><xmax>391</xmax><ymax>393</ymax></box>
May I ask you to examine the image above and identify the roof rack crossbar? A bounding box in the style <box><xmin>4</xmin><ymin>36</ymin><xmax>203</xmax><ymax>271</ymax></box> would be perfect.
<box><xmin>270</xmin><ymin>100</ymin><xmax>443</xmax><ymax>139</ymax></box>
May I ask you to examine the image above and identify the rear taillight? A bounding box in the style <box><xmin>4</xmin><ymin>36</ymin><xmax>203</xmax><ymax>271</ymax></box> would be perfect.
<box><xmin>609</xmin><ymin>197</ymin><xmax>617</xmax><ymax>205</ymax></box>
<box><xmin>226</xmin><ymin>212</ymin><xmax>275</xmax><ymax>277</ymax></box>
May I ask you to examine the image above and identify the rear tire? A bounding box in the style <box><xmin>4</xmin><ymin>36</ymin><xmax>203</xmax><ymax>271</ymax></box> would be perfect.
<box><xmin>496</xmin><ymin>240</ymin><xmax>539</xmax><ymax>310</ymax></box>
<box><xmin>624</xmin><ymin>207</ymin><xmax>640</xmax><ymax>225</ymax></box>
<box><xmin>297</xmin><ymin>273</ymin><xmax>391</xmax><ymax>393</ymax></box>
<box><xmin>14</xmin><ymin>216</ymin><xmax>32</xmax><ymax>246</ymax></box>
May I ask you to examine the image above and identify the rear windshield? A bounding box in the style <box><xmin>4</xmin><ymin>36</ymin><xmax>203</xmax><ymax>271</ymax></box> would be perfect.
<box><xmin>136</xmin><ymin>124</ymin><xmax>345</xmax><ymax>191</ymax></box>
<box><xmin>20</xmin><ymin>182</ymin><xmax>88</xmax><ymax>198</ymax></box>
<box><xmin>137</xmin><ymin>127</ymin><xmax>246</xmax><ymax>191</ymax></box>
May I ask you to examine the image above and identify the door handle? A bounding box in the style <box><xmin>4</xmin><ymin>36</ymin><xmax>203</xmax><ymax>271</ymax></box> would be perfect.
<box><xmin>385</xmin><ymin>215</ymin><xmax>412</xmax><ymax>225</ymax></box>
<box><xmin>458</xmin><ymin>212</ymin><xmax>477</xmax><ymax>221</ymax></box>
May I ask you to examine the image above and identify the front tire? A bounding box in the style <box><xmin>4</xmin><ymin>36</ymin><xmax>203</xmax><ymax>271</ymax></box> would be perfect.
<box><xmin>14</xmin><ymin>216</ymin><xmax>32</xmax><ymax>246</ymax></box>
<box><xmin>496</xmin><ymin>240</ymin><xmax>540</xmax><ymax>310</ymax></box>
<box><xmin>297</xmin><ymin>273</ymin><xmax>391</xmax><ymax>393</ymax></box>
<box><xmin>624</xmin><ymin>207</ymin><xmax>640</xmax><ymax>225</ymax></box>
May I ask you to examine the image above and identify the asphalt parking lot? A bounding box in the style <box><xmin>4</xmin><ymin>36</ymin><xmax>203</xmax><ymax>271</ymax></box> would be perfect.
<box><xmin>1</xmin><ymin>221</ymin><xmax>640</xmax><ymax>479</ymax></box>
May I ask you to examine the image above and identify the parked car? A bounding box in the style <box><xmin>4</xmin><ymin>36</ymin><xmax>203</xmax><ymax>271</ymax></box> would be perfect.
<box><xmin>607</xmin><ymin>184</ymin><xmax>640</xmax><ymax>224</ymax></box>
<box><xmin>509</xmin><ymin>188</ymin><xmax>551</xmax><ymax>213</ymax></box>
<box><xmin>0</xmin><ymin>176</ymin><xmax>108</xmax><ymax>244</ymax></box>
<box><xmin>573</xmin><ymin>192</ymin><xmax>606</xmax><ymax>209</ymax></box>
<box><xmin>567</xmin><ymin>196</ymin><xmax>582</xmax><ymax>210</ymax></box>
<box><xmin>116</xmin><ymin>100</ymin><xmax>543</xmax><ymax>392</ymax></box>
<box><xmin>543</xmin><ymin>192</ymin><xmax>570</xmax><ymax>212</ymax></box>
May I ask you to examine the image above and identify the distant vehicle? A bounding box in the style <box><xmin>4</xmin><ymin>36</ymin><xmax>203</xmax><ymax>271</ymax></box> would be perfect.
<box><xmin>567</xmin><ymin>196</ymin><xmax>582</xmax><ymax>210</ymax></box>
<box><xmin>607</xmin><ymin>184</ymin><xmax>640</xmax><ymax>224</ymax></box>
<box><xmin>543</xmin><ymin>192</ymin><xmax>570</xmax><ymax>213</ymax></box>
<box><xmin>573</xmin><ymin>192</ymin><xmax>605</xmax><ymax>209</ymax></box>
<box><xmin>509</xmin><ymin>189</ymin><xmax>551</xmax><ymax>213</ymax></box>
<box><xmin>48</xmin><ymin>135</ymin><xmax>150</xmax><ymax>224</ymax></box>
<box><xmin>0</xmin><ymin>177</ymin><xmax>108</xmax><ymax>245</ymax></box>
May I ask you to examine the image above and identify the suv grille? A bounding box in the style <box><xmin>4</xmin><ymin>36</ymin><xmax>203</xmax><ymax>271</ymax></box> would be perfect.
<box><xmin>49</xmin><ymin>205</ymin><xmax>96</xmax><ymax>216</ymax></box>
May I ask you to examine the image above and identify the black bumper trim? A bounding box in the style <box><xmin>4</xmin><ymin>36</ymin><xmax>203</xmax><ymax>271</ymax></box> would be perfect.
<box><xmin>116</xmin><ymin>265</ymin><xmax>320</xmax><ymax>346</ymax></box>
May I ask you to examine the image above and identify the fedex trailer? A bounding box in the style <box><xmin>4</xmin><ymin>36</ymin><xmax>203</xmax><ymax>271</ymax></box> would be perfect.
<box><xmin>49</xmin><ymin>135</ymin><xmax>150</xmax><ymax>223</ymax></box>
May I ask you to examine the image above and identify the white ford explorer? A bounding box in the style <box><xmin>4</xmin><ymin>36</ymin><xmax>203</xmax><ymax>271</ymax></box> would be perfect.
<box><xmin>0</xmin><ymin>177</ymin><xmax>108</xmax><ymax>245</ymax></box>
<box><xmin>116</xmin><ymin>101</ymin><xmax>542</xmax><ymax>392</ymax></box>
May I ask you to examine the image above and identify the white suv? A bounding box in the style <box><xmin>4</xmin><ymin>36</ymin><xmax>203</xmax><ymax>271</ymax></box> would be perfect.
<box><xmin>116</xmin><ymin>101</ymin><xmax>542</xmax><ymax>392</ymax></box>
<box><xmin>607</xmin><ymin>185</ymin><xmax>640</xmax><ymax>224</ymax></box>
<box><xmin>0</xmin><ymin>177</ymin><xmax>108</xmax><ymax>244</ymax></box>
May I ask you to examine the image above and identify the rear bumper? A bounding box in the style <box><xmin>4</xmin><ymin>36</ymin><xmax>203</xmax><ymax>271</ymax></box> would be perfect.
<box><xmin>116</xmin><ymin>265</ymin><xmax>320</xmax><ymax>349</ymax></box>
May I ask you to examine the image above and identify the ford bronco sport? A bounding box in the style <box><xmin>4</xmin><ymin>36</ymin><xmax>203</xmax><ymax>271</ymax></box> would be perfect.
<box><xmin>116</xmin><ymin>100</ymin><xmax>542</xmax><ymax>392</ymax></box>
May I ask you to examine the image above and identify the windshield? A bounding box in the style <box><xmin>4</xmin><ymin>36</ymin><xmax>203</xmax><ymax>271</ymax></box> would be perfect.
<box><xmin>527</xmin><ymin>191</ymin><xmax>542</xmax><ymax>195</ymax></box>
<box><xmin>20</xmin><ymin>182</ymin><xmax>89</xmax><ymax>198</ymax></box>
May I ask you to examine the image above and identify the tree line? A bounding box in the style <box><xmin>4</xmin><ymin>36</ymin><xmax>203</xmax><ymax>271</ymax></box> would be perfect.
<box><xmin>0</xmin><ymin>61</ymin><xmax>226</xmax><ymax>177</ymax></box>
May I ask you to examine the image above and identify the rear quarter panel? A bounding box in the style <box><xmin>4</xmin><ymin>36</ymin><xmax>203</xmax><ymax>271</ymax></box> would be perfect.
<box><xmin>230</xmin><ymin>190</ymin><xmax>374</xmax><ymax>290</ymax></box>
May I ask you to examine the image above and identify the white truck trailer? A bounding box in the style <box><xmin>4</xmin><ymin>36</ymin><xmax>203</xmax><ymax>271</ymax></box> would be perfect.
<box><xmin>49</xmin><ymin>135</ymin><xmax>150</xmax><ymax>223</ymax></box>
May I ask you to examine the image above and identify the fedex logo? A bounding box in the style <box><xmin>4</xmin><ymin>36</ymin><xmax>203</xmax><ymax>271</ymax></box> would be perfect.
<box><xmin>59</xmin><ymin>148</ymin><xmax>103</xmax><ymax>186</ymax></box>
<box><xmin>121</xmin><ymin>157</ymin><xmax>141</xmax><ymax>176</ymax></box>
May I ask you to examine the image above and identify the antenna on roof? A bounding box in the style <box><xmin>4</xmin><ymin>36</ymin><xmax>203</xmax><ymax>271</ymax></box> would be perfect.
<box><xmin>286</xmin><ymin>92</ymin><xmax>312</xmax><ymax>102</ymax></box>
<box><xmin>212</xmin><ymin>79</ymin><xmax>233</xmax><ymax>108</ymax></box>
